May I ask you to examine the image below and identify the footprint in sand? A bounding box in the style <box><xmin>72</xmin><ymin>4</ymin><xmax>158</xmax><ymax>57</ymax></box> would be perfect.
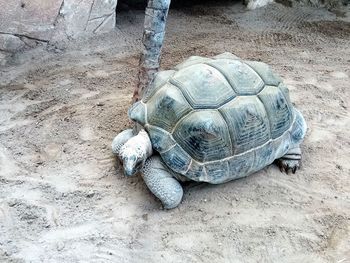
<box><xmin>86</xmin><ymin>70</ymin><xmax>110</xmax><ymax>79</ymax></box>
<box><xmin>70</xmin><ymin>88</ymin><xmax>100</xmax><ymax>99</ymax></box>
<box><xmin>0</xmin><ymin>145</ymin><xmax>19</xmax><ymax>176</ymax></box>
<box><xmin>43</xmin><ymin>143</ymin><xmax>62</xmax><ymax>161</ymax></box>
<box><xmin>58</xmin><ymin>79</ymin><xmax>73</xmax><ymax>86</ymax></box>
<box><xmin>308</xmin><ymin>127</ymin><xmax>337</xmax><ymax>143</ymax></box>
<box><xmin>319</xmin><ymin>82</ymin><xmax>335</xmax><ymax>92</ymax></box>
<box><xmin>329</xmin><ymin>71</ymin><xmax>349</xmax><ymax>79</ymax></box>
<box><xmin>79</xmin><ymin>127</ymin><xmax>97</xmax><ymax>141</ymax></box>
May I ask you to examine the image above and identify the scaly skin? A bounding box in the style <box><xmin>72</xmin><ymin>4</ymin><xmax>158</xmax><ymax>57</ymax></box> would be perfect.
<box><xmin>113</xmin><ymin>129</ymin><xmax>182</xmax><ymax>208</ymax></box>
<box><xmin>111</xmin><ymin>129</ymin><xmax>134</xmax><ymax>155</ymax></box>
<box><xmin>142</xmin><ymin>156</ymin><xmax>183</xmax><ymax>209</ymax></box>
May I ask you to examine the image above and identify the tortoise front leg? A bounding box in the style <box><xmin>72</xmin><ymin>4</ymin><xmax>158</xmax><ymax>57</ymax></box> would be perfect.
<box><xmin>133</xmin><ymin>0</ymin><xmax>172</xmax><ymax>102</ymax></box>
<box><xmin>111</xmin><ymin>129</ymin><xmax>134</xmax><ymax>155</ymax></box>
<box><xmin>142</xmin><ymin>156</ymin><xmax>183</xmax><ymax>209</ymax></box>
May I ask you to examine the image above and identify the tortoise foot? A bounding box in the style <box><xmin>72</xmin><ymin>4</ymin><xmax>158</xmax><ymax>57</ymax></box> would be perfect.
<box><xmin>275</xmin><ymin>159</ymin><xmax>300</xmax><ymax>174</ymax></box>
<box><xmin>276</xmin><ymin>146</ymin><xmax>301</xmax><ymax>174</ymax></box>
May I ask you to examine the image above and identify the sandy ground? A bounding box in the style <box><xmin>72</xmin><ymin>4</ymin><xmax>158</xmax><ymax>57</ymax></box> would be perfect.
<box><xmin>1</xmin><ymin>2</ymin><xmax>350</xmax><ymax>262</ymax></box>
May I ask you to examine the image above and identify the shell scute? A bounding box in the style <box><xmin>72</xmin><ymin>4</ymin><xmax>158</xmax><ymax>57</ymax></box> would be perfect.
<box><xmin>185</xmin><ymin>160</ymin><xmax>205</xmax><ymax>181</ymax></box>
<box><xmin>272</xmin><ymin>130</ymin><xmax>291</xmax><ymax>159</ymax></box>
<box><xmin>144</xmin><ymin>70</ymin><xmax>176</xmax><ymax>102</ymax></box>
<box><xmin>172</xmin><ymin>110</ymin><xmax>232</xmax><ymax>162</ymax></box>
<box><xmin>213</xmin><ymin>52</ymin><xmax>240</xmax><ymax>60</ymax></box>
<box><xmin>129</xmin><ymin>101</ymin><xmax>146</xmax><ymax>125</ymax></box>
<box><xmin>145</xmin><ymin>125</ymin><xmax>176</xmax><ymax>153</ymax></box>
<box><xmin>258</xmin><ymin>85</ymin><xmax>293</xmax><ymax>139</ymax></box>
<box><xmin>253</xmin><ymin>141</ymin><xmax>275</xmax><ymax>172</ymax></box>
<box><xmin>161</xmin><ymin>144</ymin><xmax>191</xmax><ymax>174</ymax></box>
<box><xmin>175</xmin><ymin>56</ymin><xmax>211</xmax><ymax>70</ymax></box>
<box><xmin>244</xmin><ymin>61</ymin><xmax>282</xmax><ymax>86</ymax></box>
<box><xmin>146</xmin><ymin>83</ymin><xmax>192</xmax><ymax>132</ymax></box>
<box><xmin>170</xmin><ymin>64</ymin><xmax>236</xmax><ymax>109</ymax></box>
<box><xmin>227</xmin><ymin>151</ymin><xmax>254</xmax><ymax>180</ymax></box>
<box><xmin>204</xmin><ymin>160</ymin><xmax>230</xmax><ymax>184</ymax></box>
<box><xmin>290</xmin><ymin>109</ymin><xmax>307</xmax><ymax>145</ymax></box>
<box><xmin>205</xmin><ymin>59</ymin><xmax>264</xmax><ymax>95</ymax></box>
<box><xmin>219</xmin><ymin>97</ymin><xmax>271</xmax><ymax>154</ymax></box>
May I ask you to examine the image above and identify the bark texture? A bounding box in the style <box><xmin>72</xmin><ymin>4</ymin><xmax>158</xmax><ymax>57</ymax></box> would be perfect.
<box><xmin>133</xmin><ymin>0</ymin><xmax>171</xmax><ymax>103</ymax></box>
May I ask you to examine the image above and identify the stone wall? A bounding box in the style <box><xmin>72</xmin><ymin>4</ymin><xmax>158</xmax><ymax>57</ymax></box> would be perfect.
<box><xmin>0</xmin><ymin>0</ymin><xmax>118</xmax><ymax>55</ymax></box>
<box><xmin>1</xmin><ymin>0</ymin><xmax>347</xmax><ymax>58</ymax></box>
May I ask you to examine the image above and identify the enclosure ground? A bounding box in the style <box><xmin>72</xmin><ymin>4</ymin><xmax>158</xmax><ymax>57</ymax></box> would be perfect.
<box><xmin>0</xmin><ymin>2</ymin><xmax>350</xmax><ymax>262</ymax></box>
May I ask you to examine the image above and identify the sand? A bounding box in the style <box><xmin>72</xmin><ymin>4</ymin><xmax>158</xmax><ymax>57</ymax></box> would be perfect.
<box><xmin>0</xmin><ymin>2</ymin><xmax>349</xmax><ymax>262</ymax></box>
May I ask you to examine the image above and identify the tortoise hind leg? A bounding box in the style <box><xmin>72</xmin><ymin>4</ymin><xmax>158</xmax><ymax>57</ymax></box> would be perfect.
<box><xmin>142</xmin><ymin>156</ymin><xmax>183</xmax><ymax>209</ymax></box>
<box><xmin>275</xmin><ymin>146</ymin><xmax>301</xmax><ymax>174</ymax></box>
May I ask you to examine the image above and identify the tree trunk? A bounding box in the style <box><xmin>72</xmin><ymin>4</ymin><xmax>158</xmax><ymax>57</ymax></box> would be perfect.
<box><xmin>132</xmin><ymin>0</ymin><xmax>171</xmax><ymax>103</ymax></box>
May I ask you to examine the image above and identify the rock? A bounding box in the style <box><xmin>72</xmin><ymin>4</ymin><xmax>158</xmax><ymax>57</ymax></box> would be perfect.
<box><xmin>0</xmin><ymin>34</ymin><xmax>25</xmax><ymax>52</ymax></box>
<box><xmin>58</xmin><ymin>0</ymin><xmax>118</xmax><ymax>38</ymax></box>
<box><xmin>0</xmin><ymin>0</ymin><xmax>118</xmax><ymax>49</ymax></box>
<box><xmin>247</xmin><ymin>0</ymin><xmax>274</xmax><ymax>9</ymax></box>
<box><xmin>142</xmin><ymin>214</ymin><xmax>149</xmax><ymax>221</ymax></box>
<box><xmin>59</xmin><ymin>0</ymin><xmax>94</xmax><ymax>38</ymax></box>
<box><xmin>86</xmin><ymin>14</ymin><xmax>116</xmax><ymax>34</ymax></box>
<box><xmin>56</xmin><ymin>241</ymin><xmax>65</xmax><ymax>251</ymax></box>
<box><xmin>96</xmin><ymin>14</ymin><xmax>116</xmax><ymax>33</ymax></box>
<box><xmin>0</xmin><ymin>51</ymin><xmax>8</xmax><ymax>66</ymax></box>
<box><xmin>0</xmin><ymin>0</ymin><xmax>63</xmax><ymax>40</ymax></box>
<box><xmin>20</xmin><ymin>37</ymin><xmax>42</xmax><ymax>48</ymax></box>
<box><xmin>293</xmin><ymin>0</ymin><xmax>346</xmax><ymax>7</ymax></box>
<box><xmin>90</xmin><ymin>0</ymin><xmax>118</xmax><ymax>20</ymax></box>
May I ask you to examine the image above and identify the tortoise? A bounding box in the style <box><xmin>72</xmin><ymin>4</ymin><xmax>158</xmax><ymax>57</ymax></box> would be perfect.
<box><xmin>112</xmin><ymin>52</ymin><xmax>307</xmax><ymax>209</ymax></box>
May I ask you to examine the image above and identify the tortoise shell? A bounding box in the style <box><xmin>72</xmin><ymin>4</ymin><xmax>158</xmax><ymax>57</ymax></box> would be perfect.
<box><xmin>129</xmin><ymin>53</ymin><xmax>296</xmax><ymax>183</ymax></box>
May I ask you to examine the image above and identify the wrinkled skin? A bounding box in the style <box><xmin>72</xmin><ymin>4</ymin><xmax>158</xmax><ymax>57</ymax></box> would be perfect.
<box><xmin>114</xmin><ymin>129</ymin><xmax>153</xmax><ymax>177</ymax></box>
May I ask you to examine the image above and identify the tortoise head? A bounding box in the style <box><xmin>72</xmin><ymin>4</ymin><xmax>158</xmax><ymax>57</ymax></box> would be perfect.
<box><xmin>121</xmin><ymin>150</ymin><xmax>144</xmax><ymax>177</ymax></box>
<box><xmin>118</xmin><ymin>129</ymin><xmax>153</xmax><ymax>177</ymax></box>
<box><xmin>129</xmin><ymin>101</ymin><xmax>146</xmax><ymax>126</ymax></box>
